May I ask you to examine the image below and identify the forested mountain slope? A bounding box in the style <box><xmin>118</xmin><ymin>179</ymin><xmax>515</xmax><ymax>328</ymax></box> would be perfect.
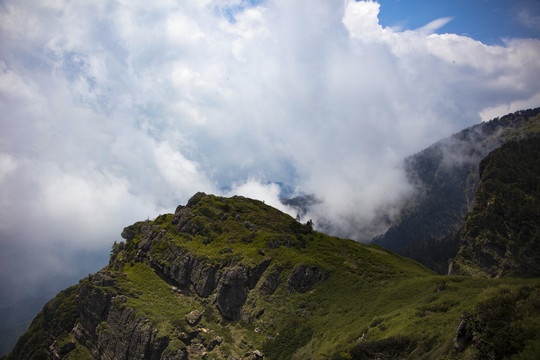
<box><xmin>373</xmin><ymin>108</ymin><xmax>540</xmax><ymax>274</ymax></box>
<box><xmin>450</xmin><ymin>137</ymin><xmax>540</xmax><ymax>278</ymax></box>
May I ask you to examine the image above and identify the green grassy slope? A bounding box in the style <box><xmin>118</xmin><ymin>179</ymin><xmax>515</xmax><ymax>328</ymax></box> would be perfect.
<box><xmin>4</xmin><ymin>193</ymin><xmax>540</xmax><ymax>359</ymax></box>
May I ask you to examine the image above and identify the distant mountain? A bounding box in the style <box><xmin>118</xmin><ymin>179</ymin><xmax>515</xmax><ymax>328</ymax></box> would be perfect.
<box><xmin>372</xmin><ymin>108</ymin><xmax>540</xmax><ymax>274</ymax></box>
<box><xmin>4</xmin><ymin>193</ymin><xmax>540</xmax><ymax>359</ymax></box>
<box><xmin>450</xmin><ymin>137</ymin><xmax>540</xmax><ymax>277</ymax></box>
<box><xmin>280</xmin><ymin>194</ymin><xmax>320</xmax><ymax>218</ymax></box>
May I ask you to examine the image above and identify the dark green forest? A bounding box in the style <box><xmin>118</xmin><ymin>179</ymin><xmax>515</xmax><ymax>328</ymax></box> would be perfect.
<box><xmin>451</xmin><ymin>137</ymin><xmax>540</xmax><ymax>278</ymax></box>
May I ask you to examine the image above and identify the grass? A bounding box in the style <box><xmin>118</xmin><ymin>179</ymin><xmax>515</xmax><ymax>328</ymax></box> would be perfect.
<box><xmin>296</xmin><ymin>276</ymin><xmax>540</xmax><ymax>359</ymax></box>
<box><xmin>114</xmin><ymin>262</ymin><xmax>202</xmax><ymax>337</ymax></box>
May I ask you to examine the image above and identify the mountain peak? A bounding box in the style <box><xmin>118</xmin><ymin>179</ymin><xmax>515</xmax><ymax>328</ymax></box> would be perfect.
<box><xmin>1</xmin><ymin>193</ymin><xmax>437</xmax><ymax>359</ymax></box>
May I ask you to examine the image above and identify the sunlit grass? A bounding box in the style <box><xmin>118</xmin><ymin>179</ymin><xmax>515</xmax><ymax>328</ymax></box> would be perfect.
<box><xmin>115</xmin><ymin>263</ymin><xmax>201</xmax><ymax>337</ymax></box>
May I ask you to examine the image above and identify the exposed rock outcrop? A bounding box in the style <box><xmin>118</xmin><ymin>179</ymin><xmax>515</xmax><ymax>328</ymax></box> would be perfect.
<box><xmin>185</xmin><ymin>310</ymin><xmax>203</xmax><ymax>326</ymax></box>
<box><xmin>69</xmin><ymin>281</ymin><xmax>165</xmax><ymax>360</ymax></box>
<box><xmin>215</xmin><ymin>260</ymin><xmax>271</xmax><ymax>320</ymax></box>
<box><xmin>259</xmin><ymin>265</ymin><xmax>282</xmax><ymax>295</ymax></box>
<box><xmin>453</xmin><ymin>314</ymin><xmax>473</xmax><ymax>352</ymax></box>
<box><xmin>287</xmin><ymin>265</ymin><xmax>328</xmax><ymax>293</ymax></box>
<box><xmin>189</xmin><ymin>261</ymin><xmax>219</xmax><ymax>298</ymax></box>
<box><xmin>215</xmin><ymin>266</ymin><xmax>249</xmax><ymax>320</ymax></box>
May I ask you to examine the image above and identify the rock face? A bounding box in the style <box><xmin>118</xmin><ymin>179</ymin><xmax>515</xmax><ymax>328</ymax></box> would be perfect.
<box><xmin>124</xmin><ymin>221</ymin><xmax>221</xmax><ymax>298</ymax></box>
<box><xmin>75</xmin><ymin>273</ymin><xmax>170</xmax><ymax>360</ymax></box>
<box><xmin>287</xmin><ymin>265</ymin><xmax>328</xmax><ymax>293</ymax></box>
<box><xmin>34</xmin><ymin>257</ymin><xmax>280</xmax><ymax>359</ymax></box>
<box><xmin>453</xmin><ymin>315</ymin><xmax>473</xmax><ymax>352</ymax></box>
<box><xmin>213</xmin><ymin>259</ymin><xmax>272</xmax><ymax>320</ymax></box>
<box><xmin>132</xmin><ymin>224</ymin><xmax>276</xmax><ymax>322</ymax></box>
<box><xmin>184</xmin><ymin>310</ymin><xmax>203</xmax><ymax>326</ymax></box>
<box><xmin>259</xmin><ymin>266</ymin><xmax>282</xmax><ymax>295</ymax></box>
<box><xmin>215</xmin><ymin>266</ymin><xmax>249</xmax><ymax>320</ymax></box>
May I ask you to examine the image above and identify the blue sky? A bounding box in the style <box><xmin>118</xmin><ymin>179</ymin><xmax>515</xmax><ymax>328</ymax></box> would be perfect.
<box><xmin>377</xmin><ymin>0</ymin><xmax>540</xmax><ymax>44</ymax></box>
<box><xmin>0</xmin><ymin>0</ymin><xmax>540</xmax><ymax>310</ymax></box>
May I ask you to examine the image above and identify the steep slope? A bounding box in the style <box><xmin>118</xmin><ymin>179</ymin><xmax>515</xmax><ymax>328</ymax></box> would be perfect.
<box><xmin>450</xmin><ymin>137</ymin><xmax>540</xmax><ymax>278</ymax></box>
<box><xmin>5</xmin><ymin>193</ymin><xmax>540</xmax><ymax>360</ymax></box>
<box><xmin>373</xmin><ymin>108</ymin><xmax>540</xmax><ymax>274</ymax></box>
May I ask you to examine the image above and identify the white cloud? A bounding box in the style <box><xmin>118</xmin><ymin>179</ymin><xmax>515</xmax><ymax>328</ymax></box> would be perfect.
<box><xmin>225</xmin><ymin>178</ymin><xmax>296</xmax><ymax>216</ymax></box>
<box><xmin>479</xmin><ymin>91</ymin><xmax>540</xmax><ymax>122</ymax></box>
<box><xmin>166</xmin><ymin>12</ymin><xmax>206</xmax><ymax>45</ymax></box>
<box><xmin>342</xmin><ymin>0</ymin><xmax>385</xmax><ymax>40</ymax></box>
<box><xmin>154</xmin><ymin>141</ymin><xmax>216</xmax><ymax>198</ymax></box>
<box><xmin>416</xmin><ymin>17</ymin><xmax>453</xmax><ymax>35</ymax></box>
<box><xmin>1</xmin><ymin>0</ymin><xmax>540</xmax><ymax>301</ymax></box>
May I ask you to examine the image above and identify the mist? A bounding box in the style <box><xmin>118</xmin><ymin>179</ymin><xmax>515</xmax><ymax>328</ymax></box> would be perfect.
<box><xmin>1</xmin><ymin>0</ymin><xmax>540</xmax><ymax>305</ymax></box>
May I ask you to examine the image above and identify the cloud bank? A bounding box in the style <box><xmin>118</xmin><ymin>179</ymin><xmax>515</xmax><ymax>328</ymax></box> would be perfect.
<box><xmin>1</xmin><ymin>0</ymin><xmax>540</xmax><ymax>302</ymax></box>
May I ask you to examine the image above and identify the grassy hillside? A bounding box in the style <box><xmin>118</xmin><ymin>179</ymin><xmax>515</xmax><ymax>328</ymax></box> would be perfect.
<box><xmin>4</xmin><ymin>193</ymin><xmax>540</xmax><ymax>359</ymax></box>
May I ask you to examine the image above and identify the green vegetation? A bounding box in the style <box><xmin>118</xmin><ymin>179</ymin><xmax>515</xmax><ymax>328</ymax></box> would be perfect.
<box><xmin>317</xmin><ymin>276</ymin><xmax>540</xmax><ymax>359</ymax></box>
<box><xmin>501</xmin><ymin>111</ymin><xmax>540</xmax><ymax>142</ymax></box>
<box><xmin>4</xmin><ymin>189</ymin><xmax>540</xmax><ymax>359</ymax></box>
<box><xmin>119</xmin><ymin>194</ymin><xmax>328</xmax><ymax>271</ymax></box>
<box><xmin>115</xmin><ymin>262</ymin><xmax>201</xmax><ymax>337</ymax></box>
<box><xmin>452</xmin><ymin>137</ymin><xmax>540</xmax><ymax>277</ymax></box>
<box><xmin>452</xmin><ymin>283</ymin><xmax>540</xmax><ymax>359</ymax></box>
<box><xmin>262</xmin><ymin>318</ymin><xmax>313</xmax><ymax>359</ymax></box>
